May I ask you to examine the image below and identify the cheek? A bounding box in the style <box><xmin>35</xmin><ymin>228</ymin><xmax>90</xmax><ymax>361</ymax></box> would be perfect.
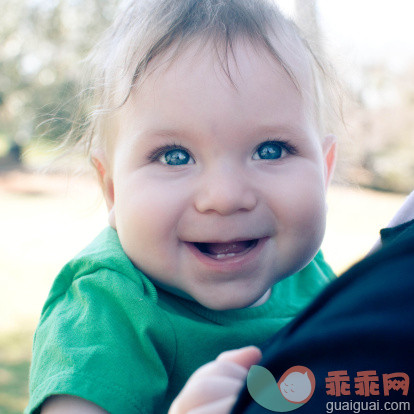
<box><xmin>265</xmin><ymin>167</ymin><xmax>327</xmax><ymax>237</ymax></box>
<box><xmin>114</xmin><ymin>175</ymin><xmax>191</xmax><ymax>243</ymax></box>
<box><xmin>291</xmin><ymin>191</ymin><xmax>327</xmax><ymax>241</ymax></box>
<box><xmin>113</xmin><ymin>179</ymin><xmax>185</xmax><ymax>277</ymax></box>
<box><xmin>295</xmin><ymin>184</ymin><xmax>327</xmax><ymax>227</ymax></box>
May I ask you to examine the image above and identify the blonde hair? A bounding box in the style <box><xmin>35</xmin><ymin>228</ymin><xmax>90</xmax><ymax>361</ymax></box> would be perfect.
<box><xmin>67</xmin><ymin>0</ymin><xmax>338</xmax><ymax>161</ymax></box>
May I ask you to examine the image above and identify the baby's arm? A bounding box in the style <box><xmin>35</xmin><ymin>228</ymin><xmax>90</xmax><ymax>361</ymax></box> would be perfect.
<box><xmin>169</xmin><ymin>346</ymin><xmax>261</xmax><ymax>414</ymax></box>
<box><xmin>41</xmin><ymin>395</ymin><xmax>109</xmax><ymax>413</ymax></box>
<box><xmin>40</xmin><ymin>347</ymin><xmax>260</xmax><ymax>414</ymax></box>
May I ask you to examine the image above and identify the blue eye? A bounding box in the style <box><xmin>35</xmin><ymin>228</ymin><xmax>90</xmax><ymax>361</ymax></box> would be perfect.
<box><xmin>148</xmin><ymin>144</ymin><xmax>195</xmax><ymax>166</ymax></box>
<box><xmin>253</xmin><ymin>141</ymin><xmax>285</xmax><ymax>160</ymax></box>
<box><xmin>161</xmin><ymin>148</ymin><xmax>194</xmax><ymax>166</ymax></box>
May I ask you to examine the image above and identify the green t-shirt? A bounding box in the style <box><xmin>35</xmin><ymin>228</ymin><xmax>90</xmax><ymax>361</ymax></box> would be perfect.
<box><xmin>26</xmin><ymin>227</ymin><xmax>335</xmax><ymax>414</ymax></box>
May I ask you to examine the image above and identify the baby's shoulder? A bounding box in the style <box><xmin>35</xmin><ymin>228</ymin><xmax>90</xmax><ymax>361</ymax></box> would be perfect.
<box><xmin>44</xmin><ymin>228</ymin><xmax>158</xmax><ymax>310</ymax></box>
<box><xmin>70</xmin><ymin>227</ymin><xmax>140</xmax><ymax>280</ymax></box>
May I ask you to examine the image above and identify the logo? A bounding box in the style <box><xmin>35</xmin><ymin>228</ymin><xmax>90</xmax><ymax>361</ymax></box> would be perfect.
<box><xmin>247</xmin><ymin>365</ymin><xmax>316</xmax><ymax>412</ymax></box>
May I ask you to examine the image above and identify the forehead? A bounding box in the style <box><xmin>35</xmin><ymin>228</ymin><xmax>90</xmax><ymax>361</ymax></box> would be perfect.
<box><xmin>141</xmin><ymin>34</ymin><xmax>312</xmax><ymax>90</ymax></box>
<box><xmin>129</xmin><ymin>35</ymin><xmax>315</xmax><ymax>114</ymax></box>
<box><xmin>109</xmin><ymin>37</ymin><xmax>320</xmax><ymax>156</ymax></box>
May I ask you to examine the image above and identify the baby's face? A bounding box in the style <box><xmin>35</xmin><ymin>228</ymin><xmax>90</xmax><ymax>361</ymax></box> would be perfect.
<box><xmin>99</xmin><ymin>39</ymin><xmax>336</xmax><ymax>310</ymax></box>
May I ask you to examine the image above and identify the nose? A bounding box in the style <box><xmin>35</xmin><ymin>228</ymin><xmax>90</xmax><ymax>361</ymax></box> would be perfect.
<box><xmin>194</xmin><ymin>164</ymin><xmax>258</xmax><ymax>215</ymax></box>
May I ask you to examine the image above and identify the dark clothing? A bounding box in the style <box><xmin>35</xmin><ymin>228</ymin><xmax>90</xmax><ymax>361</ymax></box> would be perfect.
<box><xmin>233</xmin><ymin>220</ymin><xmax>414</xmax><ymax>413</ymax></box>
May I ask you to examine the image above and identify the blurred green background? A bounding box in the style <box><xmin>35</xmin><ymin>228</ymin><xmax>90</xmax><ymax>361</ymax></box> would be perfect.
<box><xmin>0</xmin><ymin>0</ymin><xmax>413</xmax><ymax>412</ymax></box>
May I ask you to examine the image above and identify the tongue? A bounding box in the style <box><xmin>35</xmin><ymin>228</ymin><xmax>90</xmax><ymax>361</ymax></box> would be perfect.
<box><xmin>204</xmin><ymin>241</ymin><xmax>252</xmax><ymax>255</ymax></box>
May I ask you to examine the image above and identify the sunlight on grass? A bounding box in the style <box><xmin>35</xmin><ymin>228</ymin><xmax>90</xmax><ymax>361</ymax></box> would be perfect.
<box><xmin>0</xmin><ymin>331</ymin><xmax>32</xmax><ymax>414</ymax></box>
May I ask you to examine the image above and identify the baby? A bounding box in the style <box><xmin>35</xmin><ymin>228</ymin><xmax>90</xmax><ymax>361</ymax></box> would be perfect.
<box><xmin>26</xmin><ymin>1</ymin><xmax>338</xmax><ymax>413</ymax></box>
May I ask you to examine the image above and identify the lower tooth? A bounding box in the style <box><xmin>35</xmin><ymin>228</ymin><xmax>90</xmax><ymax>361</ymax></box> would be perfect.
<box><xmin>215</xmin><ymin>253</ymin><xmax>236</xmax><ymax>259</ymax></box>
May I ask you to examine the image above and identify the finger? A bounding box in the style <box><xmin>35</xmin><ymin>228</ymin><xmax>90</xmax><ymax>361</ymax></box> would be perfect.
<box><xmin>216</xmin><ymin>346</ymin><xmax>262</xmax><ymax>370</ymax></box>
<box><xmin>183</xmin><ymin>375</ymin><xmax>243</xmax><ymax>403</ymax></box>
<box><xmin>188</xmin><ymin>395</ymin><xmax>238</xmax><ymax>414</ymax></box>
<box><xmin>169</xmin><ymin>347</ymin><xmax>262</xmax><ymax>414</ymax></box>
<box><xmin>190</xmin><ymin>358</ymin><xmax>250</xmax><ymax>382</ymax></box>
<box><xmin>169</xmin><ymin>376</ymin><xmax>243</xmax><ymax>414</ymax></box>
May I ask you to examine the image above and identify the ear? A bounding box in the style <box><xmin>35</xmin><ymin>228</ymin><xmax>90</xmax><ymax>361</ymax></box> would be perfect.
<box><xmin>322</xmin><ymin>134</ymin><xmax>337</xmax><ymax>189</ymax></box>
<box><xmin>91</xmin><ymin>150</ymin><xmax>117</xmax><ymax>229</ymax></box>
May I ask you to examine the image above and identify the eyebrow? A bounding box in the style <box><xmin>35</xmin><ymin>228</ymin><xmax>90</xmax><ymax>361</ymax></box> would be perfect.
<box><xmin>139</xmin><ymin>128</ymin><xmax>190</xmax><ymax>140</ymax></box>
<box><xmin>133</xmin><ymin>117</ymin><xmax>316</xmax><ymax>150</ymax></box>
<box><xmin>141</xmin><ymin>123</ymin><xmax>306</xmax><ymax>138</ymax></box>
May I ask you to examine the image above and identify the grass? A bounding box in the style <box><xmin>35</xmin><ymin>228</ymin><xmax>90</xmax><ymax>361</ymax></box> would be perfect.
<box><xmin>0</xmin><ymin>332</ymin><xmax>32</xmax><ymax>414</ymax></box>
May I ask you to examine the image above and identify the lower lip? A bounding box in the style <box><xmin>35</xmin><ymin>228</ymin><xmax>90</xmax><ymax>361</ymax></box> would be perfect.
<box><xmin>184</xmin><ymin>237</ymin><xmax>269</xmax><ymax>272</ymax></box>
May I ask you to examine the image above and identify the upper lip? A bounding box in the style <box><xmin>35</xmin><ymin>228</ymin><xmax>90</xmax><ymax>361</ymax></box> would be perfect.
<box><xmin>183</xmin><ymin>236</ymin><xmax>267</xmax><ymax>244</ymax></box>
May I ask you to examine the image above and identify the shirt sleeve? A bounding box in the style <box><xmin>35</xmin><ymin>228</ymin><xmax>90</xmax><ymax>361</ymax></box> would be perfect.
<box><xmin>26</xmin><ymin>269</ymin><xmax>176</xmax><ymax>414</ymax></box>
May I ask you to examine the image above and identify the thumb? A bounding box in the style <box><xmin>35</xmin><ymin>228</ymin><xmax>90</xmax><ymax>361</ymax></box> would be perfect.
<box><xmin>217</xmin><ymin>346</ymin><xmax>262</xmax><ymax>370</ymax></box>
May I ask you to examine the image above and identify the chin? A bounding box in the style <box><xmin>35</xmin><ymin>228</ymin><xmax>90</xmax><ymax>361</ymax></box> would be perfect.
<box><xmin>202</xmin><ymin>301</ymin><xmax>246</xmax><ymax>311</ymax></box>
<box><xmin>197</xmin><ymin>292</ymin><xmax>262</xmax><ymax>311</ymax></box>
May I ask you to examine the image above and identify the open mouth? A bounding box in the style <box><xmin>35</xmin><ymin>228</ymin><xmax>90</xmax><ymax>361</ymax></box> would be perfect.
<box><xmin>193</xmin><ymin>239</ymin><xmax>259</xmax><ymax>260</ymax></box>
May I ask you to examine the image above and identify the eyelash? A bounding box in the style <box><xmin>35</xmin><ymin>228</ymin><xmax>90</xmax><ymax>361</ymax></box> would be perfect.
<box><xmin>254</xmin><ymin>139</ymin><xmax>298</xmax><ymax>157</ymax></box>
<box><xmin>147</xmin><ymin>143</ymin><xmax>191</xmax><ymax>163</ymax></box>
<box><xmin>146</xmin><ymin>139</ymin><xmax>298</xmax><ymax>163</ymax></box>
